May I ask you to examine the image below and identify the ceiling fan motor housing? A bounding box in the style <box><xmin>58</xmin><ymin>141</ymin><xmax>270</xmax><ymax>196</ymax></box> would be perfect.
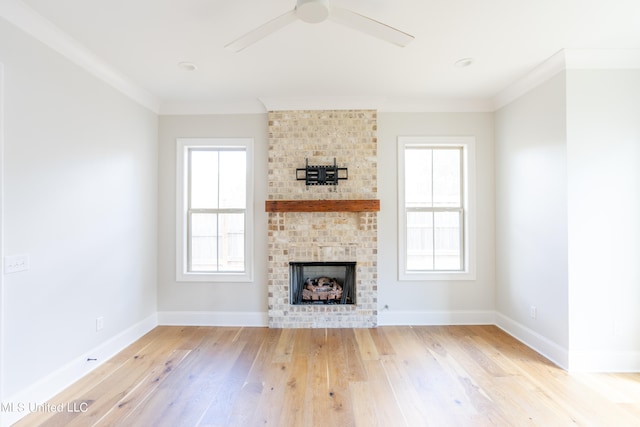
<box><xmin>296</xmin><ymin>0</ymin><xmax>330</xmax><ymax>23</ymax></box>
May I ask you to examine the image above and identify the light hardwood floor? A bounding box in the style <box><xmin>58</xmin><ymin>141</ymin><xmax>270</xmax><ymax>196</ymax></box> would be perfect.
<box><xmin>13</xmin><ymin>325</ymin><xmax>640</xmax><ymax>426</ymax></box>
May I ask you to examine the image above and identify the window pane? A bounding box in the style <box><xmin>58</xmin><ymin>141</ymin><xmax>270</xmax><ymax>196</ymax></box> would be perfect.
<box><xmin>433</xmin><ymin>149</ymin><xmax>461</xmax><ymax>208</ymax></box>
<box><xmin>190</xmin><ymin>150</ymin><xmax>218</xmax><ymax>209</ymax></box>
<box><xmin>406</xmin><ymin>211</ymin><xmax>433</xmax><ymax>270</ymax></box>
<box><xmin>434</xmin><ymin>211</ymin><xmax>461</xmax><ymax>270</ymax></box>
<box><xmin>190</xmin><ymin>213</ymin><xmax>218</xmax><ymax>272</ymax></box>
<box><xmin>218</xmin><ymin>213</ymin><xmax>245</xmax><ymax>271</ymax></box>
<box><xmin>405</xmin><ymin>148</ymin><xmax>432</xmax><ymax>207</ymax></box>
<box><xmin>219</xmin><ymin>150</ymin><xmax>246</xmax><ymax>209</ymax></box>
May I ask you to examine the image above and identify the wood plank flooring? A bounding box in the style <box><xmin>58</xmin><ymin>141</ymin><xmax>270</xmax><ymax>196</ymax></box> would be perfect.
<box><xmin>13</xmin><ymin>325</ymin><xmax>640</xmax><ymax>426</ymax></box>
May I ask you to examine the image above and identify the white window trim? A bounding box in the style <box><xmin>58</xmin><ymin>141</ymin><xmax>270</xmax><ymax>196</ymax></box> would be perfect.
<box><xmin>176</xmin><ymin>138</ymin><xmax>254</xmax><ymax>282</ymax></box>
<box><xmin>398</xmin><ymin>136</ymin><xmax>476</xmax><ymax>281</ymax></box>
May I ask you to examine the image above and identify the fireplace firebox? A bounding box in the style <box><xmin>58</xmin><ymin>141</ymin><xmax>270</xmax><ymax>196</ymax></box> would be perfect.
<box><xmin>290</xmin><ymin>262</ymin><xmax>356</xmax><ymax>305</ymax></box>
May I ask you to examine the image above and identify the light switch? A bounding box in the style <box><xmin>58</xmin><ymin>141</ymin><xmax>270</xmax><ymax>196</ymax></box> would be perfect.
<box><xmin>4</xmin><ymin>254</ymin><xmax>30</xmax><ymax>274</ymax></box>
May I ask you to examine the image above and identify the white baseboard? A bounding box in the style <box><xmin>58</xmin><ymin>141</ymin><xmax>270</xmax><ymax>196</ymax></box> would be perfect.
<box><xmin>377</xmin><ymin>310</ymin><xmax>496</xmax><ymax>326</ymax></box>
<box><xmin>1</xmin><ymin>313</ymin><xmax>157</xmax><ymax>427</ymax></box>
<box><xmin>494</xmin><ymin>312</ymin><xmax>569</xmax><ymax>370</ymax></box>
<box><xmin>158</xmin><ymin>311</ymin><xmax>268</xmax><ymax>327</ymax></box>
<box><xmin>568</xmin><ymin>350</ymin><xmax>640</xmax><ymax>372</ymax></box>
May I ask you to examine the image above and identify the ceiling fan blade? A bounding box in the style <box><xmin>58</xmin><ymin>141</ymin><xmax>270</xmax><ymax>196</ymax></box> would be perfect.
<box><xmin>329</xmin><ymin>7</ymin><xmax>414</xmax><ymax>47</ymax></box>
<box><xmin>225</xmin><ymin>10</ymin><xmax>297</xmax><ymax>52</ymax></box>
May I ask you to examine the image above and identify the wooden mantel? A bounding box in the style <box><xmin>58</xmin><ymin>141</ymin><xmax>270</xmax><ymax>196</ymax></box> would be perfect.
<box><xmin>265</xmin><ymin>199</ymin><xmax>380</xmax><ymax>213</ymax></box>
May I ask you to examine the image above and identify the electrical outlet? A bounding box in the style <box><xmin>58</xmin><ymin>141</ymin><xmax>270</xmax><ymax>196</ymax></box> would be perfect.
<box><xmin>4</xmin><ymin>254</ymin><xmax>30</xmax><ymax>274</ymax></box>
<box><xmin>529</xmin><ymin>305</ymin><xmax>537</xmax><ymax>319</ymax></box>
<box><xmin>96</xmin><ymin>316</ymin><xmax>104</xmax><ymax>331</ymax></box>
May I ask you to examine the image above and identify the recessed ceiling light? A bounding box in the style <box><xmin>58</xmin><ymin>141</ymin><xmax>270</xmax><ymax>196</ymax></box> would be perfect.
<box><xmin>454</xmin><ymin>58</ymin><xmax>474</xmax><ymax>68</ymax></box>
<box><xmin>178</xmin><ymin>61</ymin><xmax>198</xmax><ymax>72</ymax></box>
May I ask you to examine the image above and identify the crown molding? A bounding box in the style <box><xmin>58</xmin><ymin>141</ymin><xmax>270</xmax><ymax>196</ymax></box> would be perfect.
<box><xmin>161</xmin><ymin>96</ymin><xmax>495</xmax><ymax>115</ymax></box>
<box><xmin>493</xmin><ymin>48</ymin><xmax>640</xmax><ymax>110</ymax></box>
<box><xmin>564</xmin><ymin>48</ymin><xmax>640</xmax><ymax>69</ymax></box>
<box><xmin>259</xmin><ymin>96</ymin><xmax>386</xmax><ymax>111</ymax></box>
<box><xmin>380</xmin><ymin>96</ymin><xmax>494</xmax><ymax>113</ymax></box>
<box><xmin>159</xmin><ymin>99</ymin><xmax>267</xmax><ymax>115</ymax></box>
<box><xmin>1</xmin><ymin>0</ymin><xmax>160</xmax><ymax>113</ymax></box>
<box><xmin>258</xmin><ymin>95</ymin><xmax>494</xmax><ymax>113</ymax></box>
<box><xmin>493</xmin><ymin>50</ymin><xmax>567</xmax><ymax>110</ymax></box>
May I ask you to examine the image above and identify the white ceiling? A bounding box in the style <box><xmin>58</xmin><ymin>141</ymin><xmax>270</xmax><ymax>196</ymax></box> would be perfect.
<box><xmin>10</xmin><ymin>0</ymin><xmax>640</xmax><ymax>113</ymax></box>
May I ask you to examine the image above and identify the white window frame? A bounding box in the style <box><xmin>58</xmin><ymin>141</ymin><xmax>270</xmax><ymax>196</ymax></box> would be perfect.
<box><xmin>176</xmin><ymin>138</ymin><xmax>254</xmax><ymax>282</ymax></box>
<box><xmin>398</xmin><ymin>136</ymin><xmax>476</xmax><ymax>281</ymax></box>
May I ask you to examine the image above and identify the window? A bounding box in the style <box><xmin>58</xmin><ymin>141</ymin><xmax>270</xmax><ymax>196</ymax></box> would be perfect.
<box><xmin>176</xmin><ymin>138</ymin><xmax>253</xmax><ymax>282</ymax></box>
<box><xmin>398</xmin><ymin>136</ymin><xmax>475</xmax><ymax>280</ymax></box>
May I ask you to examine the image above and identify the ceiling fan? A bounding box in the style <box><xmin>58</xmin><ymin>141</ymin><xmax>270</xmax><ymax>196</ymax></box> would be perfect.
<box><xmin>225</xmin><ymin>0</ymin><xmax>414</xmax><ymax>52</ymax></box>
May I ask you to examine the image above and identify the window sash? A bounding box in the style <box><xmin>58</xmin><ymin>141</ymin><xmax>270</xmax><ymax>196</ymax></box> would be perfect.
<box><xmin>188</xmin><ymin>147</ymin><xmax>247</xmax><ymax>210</ymax></box>
<box><xmin>404</xmin><ymin>146</ymin><xmax>463</xmax><ymax>209</ymax></box>
<box><xmin>405</xmin><ymin>207</ymin><xmax>464</xmax><ymax>272</ymax></box>
<box><xmin>187</xmin><ymin>210</ymin><xmax>246</xmax><ymax>273</ymax></box>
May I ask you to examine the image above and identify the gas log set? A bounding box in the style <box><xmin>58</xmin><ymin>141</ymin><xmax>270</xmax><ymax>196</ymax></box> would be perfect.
<box><xmin>302</xmin><ymin>276</ymin><xmax>343</xmax><ymax>301</ymax></box>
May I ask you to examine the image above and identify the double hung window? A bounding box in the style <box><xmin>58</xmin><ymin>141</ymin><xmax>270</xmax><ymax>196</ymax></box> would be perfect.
<box><xmin>177</xmin><ymin>138</ymin><xmax>253</xmax><ymax>282</ymax></box>
<box><xmin>398</xmin><ymin>136</ymin><xmax>475</xmax><ymax>280</ymax></box>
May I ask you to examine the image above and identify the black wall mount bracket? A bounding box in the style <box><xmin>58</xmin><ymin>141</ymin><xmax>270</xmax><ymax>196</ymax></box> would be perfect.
<box><xmin>296</xmin><ymin>158</ymin><xmax>348</xmax><ymax>187</ymax></box>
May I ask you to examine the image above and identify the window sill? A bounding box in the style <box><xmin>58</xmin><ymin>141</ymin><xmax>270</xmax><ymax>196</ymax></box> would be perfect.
<box><xmin>399</xmin><ymin>270</ymin><xmax>476</xmax><ymax>281</ymax></box>
<box><xmin>176</xmin><ymin>271</ymin><xmax>253</xmax><ymax>283</ymax></box>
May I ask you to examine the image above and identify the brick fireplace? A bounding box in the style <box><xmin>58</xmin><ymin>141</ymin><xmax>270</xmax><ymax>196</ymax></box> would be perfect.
<box><xmin>266</xmin><ymin>110</ymin><xmax>378</xmax><ymax>328</ymax></box>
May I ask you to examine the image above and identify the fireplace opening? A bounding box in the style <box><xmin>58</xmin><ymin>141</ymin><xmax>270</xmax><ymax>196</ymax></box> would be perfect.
<box><xmin>290</xmin><ymin>262</ymin><xmax>356</xmax><ymax>305</ymax></box>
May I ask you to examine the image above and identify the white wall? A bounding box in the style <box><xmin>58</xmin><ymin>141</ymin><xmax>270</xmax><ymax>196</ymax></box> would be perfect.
<box><xmin>377</xmin><ymin>112</ymin><xmax>496</xmax><ymax>324</ymax></box>
<box><xmin>494</xmin><ymin>72</ymin><xmax>569</xmax><ymax>366</ymax></box>
<box><xmin>566</xmin><ymin>70</ymin><xmax>640</xmax><ymax>370</ymax></box>
<box><xmin>157</xmin><ymin>115</ymin><xmax>269</xmax><ymax>324</ymax></box>
<box><xmin>494</xmin><ymin>68</ymin><xmax>640</xmax><ymax>371</ymax></box>
<box><xmin>0</xmin><ymin>16</ymin><xmax>158</xmax><ymax>406</ymax></box>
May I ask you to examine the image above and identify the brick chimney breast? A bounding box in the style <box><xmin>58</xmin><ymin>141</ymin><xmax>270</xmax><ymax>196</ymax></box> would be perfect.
<box><xmin>266</xmin><ymin>110</ymin><xmax>378</xmax><ymax>328</ymax></box>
